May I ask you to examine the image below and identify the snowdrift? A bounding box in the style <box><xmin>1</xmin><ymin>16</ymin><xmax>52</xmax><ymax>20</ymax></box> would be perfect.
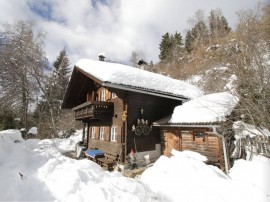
<box><xmin>0</xmin><ymin>129</ymin><xmax>269</xmax><ymax>202</ymax></box>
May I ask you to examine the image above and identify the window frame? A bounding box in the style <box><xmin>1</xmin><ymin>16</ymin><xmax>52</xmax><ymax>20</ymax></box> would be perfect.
<box><xmin>110</xmin><ymin>126</ymin><xmax>117</xmax><ymax>142</ymax></box>
<box><xmin>111</xmin><ymin>92</ymin><xmax>117</xmax><ymax>99</ymax></box>
<box><xmin>91</xmin><ymin>127</ymin><xmax>96</xmax><ymax>139</ymax></box>
<box><xmin>101</xmin><ymin>90</ymin><xmax>106</xmax><ymax>101</ymax></box>
<box><xmin>193</xmin><ymin>131</ymin><xmax>206</xmax><ymax>143</ymax></box>
<box><xmin>100</xmin><ymin>126</ymin><xmax>105</xmax><ymax>140</ymax></box>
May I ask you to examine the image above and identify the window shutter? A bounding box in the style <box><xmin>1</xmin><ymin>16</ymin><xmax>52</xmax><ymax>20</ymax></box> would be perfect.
<box><xmin>105</xmin><ymin>127</ymin><xmax>110</xmax><ymax>141</ymax></box>
<box><xmin>106</xmin><ymin>91</ymin><xmax>111</xmax><ymax>101</ymax></box>
<box><xmin>97</xmin><ymin>89</ymin><xmax>100</xmax><ymax>101</ymax></box>
<box><xmin>117</xmin><ymin>126</ymin><xmax>122</xmax><ymax>143</ymax></box>
<box><xmin>89</xmin><ymin>127</ymin><xmax>92</xmax><ymax>138</ymax></box>
<box><xmin>95</xmin><ymin>127</ymin><xmax>100</xmax><ymax>140</ymax></box>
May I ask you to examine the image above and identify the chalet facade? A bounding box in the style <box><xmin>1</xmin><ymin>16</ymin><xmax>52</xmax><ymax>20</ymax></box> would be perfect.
<box><xmin>153</xmin><ymin>92</ymin><xmax>238</xmax><ymax>173</ymax></box>
<box><xmin>62</xmin><ymin>59</ymin><xmax>202</xmax><ymax>167</ymax></box>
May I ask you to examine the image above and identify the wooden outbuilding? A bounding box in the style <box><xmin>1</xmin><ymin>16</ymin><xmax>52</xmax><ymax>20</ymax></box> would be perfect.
<box><xmin>153</xmin><ymin>92</ymin><xmax>238</xmax><ymax>173</ymax></box>
<box><xmin>62</xmin><ymin>59</ymin><xmax>202</xmax><ymax>169</ymax></box>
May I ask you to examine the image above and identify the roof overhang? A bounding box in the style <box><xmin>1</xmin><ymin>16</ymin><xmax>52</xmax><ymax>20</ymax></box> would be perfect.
<box><xmin>104</xmin><ymin>82</ymin><xmax>188</xmax><ymax>101</ymax></box>
<box><xmin>153</xmin><ymin>123</ymin><xmax>220</xmax><ymax>128</ymax></box>
<box><xmin>62</xmin><ymin>66</ymin><xmax>103</xmax><ymax>109</ymax></box>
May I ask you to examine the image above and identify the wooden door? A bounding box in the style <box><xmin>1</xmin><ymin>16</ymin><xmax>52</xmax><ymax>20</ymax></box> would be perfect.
<box><xmin>165</xmin><ymin>132</ymin><xmax>181</xmax><ymax>157</ymax></box>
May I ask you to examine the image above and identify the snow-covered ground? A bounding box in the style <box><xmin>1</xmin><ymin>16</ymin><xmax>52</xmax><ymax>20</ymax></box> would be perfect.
<box><xmin>0</xmin><ymin>129</ymin><xmax>269</xmax><ymax>202</ymax></box>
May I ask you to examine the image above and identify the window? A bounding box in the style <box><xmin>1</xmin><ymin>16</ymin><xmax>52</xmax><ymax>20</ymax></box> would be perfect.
<box><xmin>112</xmin><ymin>92</ymin><xmax>117</xmax><ymax>99</ymax></box>
<box><xmin>111</xmin><ymin>126</ymin><xmax>117</xmax><ymax>142</ymax></box>
<box><xmin>101</xmin><ymin>90</ymin><xmax>106</xmax><ymax>101</ymax></box>
<box><xmin>91</xmin><ymin>127</ymin><xmax>96</xmax><ymax>139</ymax></box>
<box><xmin>100</xmin><ymin>127</ymin><xmax>105</xmax><ymax>140</ymax></box>
<box><xmin>193</xmin><ymin>131</ymin><xmax>205</xmax><ymax>143</ymax></box>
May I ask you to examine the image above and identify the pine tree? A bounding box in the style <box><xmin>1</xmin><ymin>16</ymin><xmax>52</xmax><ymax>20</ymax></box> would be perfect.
<box><xmin>52</xmin><ymin>49</ymin><xmax>70</xmax><ymax>102</ymax></box>
<box><xmin>185</xmin><ymin>30</ymin><xmax>194</xmax><ymax>52</ymax></box>
<box><xmin>159</xmin><ymin>32</ymin><xmax>172</xmax><ymax>61</ymax></box>
<box><xmin>209</xmin><ymin>9</ymin><xmax>231</xmax><ymax>39</ymax></box>
<box><xmin>185</xmin><ymin>21</ymin><xmax>208</xmax><ymax>52</ymax></box>
<box><xmin>170</xmin><ymin>31</ymin><xmax>184</xmax><ymax>63</ymax></box>
<box><xmin>159</xmin><ymin>31</ymin><xmax>184</xmax><ymax>63</ymax></box>
<box><xmin>34</xmin><ymin>49</ymin><xmax>70</xmax><ymax>138</ymax></box>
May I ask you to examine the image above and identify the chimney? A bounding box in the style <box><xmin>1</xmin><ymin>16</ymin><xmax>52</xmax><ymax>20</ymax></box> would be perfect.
<box><xmin>137</xmin><ymin>59</ymin><xmax>148</xmax><ymax>70</ymax></box>
<box><xmin>98</xmin><ymin>52</ymin><xmax>105</xmax><ymax>61</ymax></box>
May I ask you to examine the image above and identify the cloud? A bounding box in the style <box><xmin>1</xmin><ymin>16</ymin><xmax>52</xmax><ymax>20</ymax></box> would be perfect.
<box><xmin>0</xmin><ymin>0</ymin><xmax>265</xmax><ymax>65</ymax></box>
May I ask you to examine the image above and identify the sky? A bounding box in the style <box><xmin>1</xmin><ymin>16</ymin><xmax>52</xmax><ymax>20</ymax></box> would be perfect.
<box><xmin>0</xmin><ymin>0</ymin><xmax>266</xmax><ymax>66</ymax></box>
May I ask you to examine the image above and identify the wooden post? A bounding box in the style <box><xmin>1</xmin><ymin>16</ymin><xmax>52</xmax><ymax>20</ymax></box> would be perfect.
<box><xmin>124</xmin><ymin>104</ymin><xmax>128</xmax><ymax>163</ymax></box>
<box><xmin>82</xmin><ymin>122</ymin><xmax>86</xmax><ymax>144</ymax></box>
<box><xmin>86</xmin><ymin>121</ymin><xmax>90</xmax><ymax>149</ymax></box>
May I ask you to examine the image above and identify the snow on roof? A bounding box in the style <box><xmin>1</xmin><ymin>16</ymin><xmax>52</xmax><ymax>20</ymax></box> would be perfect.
<box><xmin>75</xmin><ymin>59</ymin><xmax>203</xmax><ymax>99</ymax></box>
<box><xmin>169</xmin><ymin>92</ymin><xmax>238</xmax><ymax>124</ymax></box>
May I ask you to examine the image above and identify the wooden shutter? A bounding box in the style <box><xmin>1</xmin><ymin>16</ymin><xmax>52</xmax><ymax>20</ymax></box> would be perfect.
<box><xmin>117</xmin><ymin>126</ymin><xmax>122</xmax><ymax>143</ymax></box>
<box><xmin>105</xmin><ymin>127</ymin><xmax>110</xmax><ymax>141</ymax></box>
<box><xmin>92</xmin><ymin>91</ymin><xmax>95</xmax><ymax>101</ymax></box>
<box><xmin>106</xmin><ymin>91</ymin><xmax>111</xmax><ymax>101</ymax></box>
<box><xmin>89</xmin><ymin>127</ymin><xmax>92</xmax><ymax>138</ymax></box>
<box><xmin>95</xmin><ymin>127</ymin><xmax>100</xmax><ymax>140</ymax></box>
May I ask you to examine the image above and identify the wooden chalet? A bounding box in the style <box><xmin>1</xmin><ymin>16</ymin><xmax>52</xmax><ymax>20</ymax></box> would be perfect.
<box><xmin>153</xmin><ymin>92</ymin><xmax>238</xmax><ymax>173</ymax></box>
<box><xmin>62</xmin><ymin>59</ymin><xmax>202</xmax><ymax>169</ymax></box>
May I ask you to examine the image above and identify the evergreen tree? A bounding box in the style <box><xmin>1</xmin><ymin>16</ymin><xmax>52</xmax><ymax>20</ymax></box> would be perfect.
<box><xmin>194</xmin><ymin>21</ymin><xmax>209</xmax><ymax>43</ymax></box>
<box><xmin>173</xmin><ymin>31</ymin><xmax>183</xmax><ymax>47</ymax></box>
<box><xmin>34</xmin><ymin>49</ymin><xmax>70</xmax><ymax>138</ymax></box>
<box><xmin>0</xmin><ymin>108</ymin><xmax>16</xmax><ymax>130</ymax></box>
<box><xmin>159</xmin><ymin>32</ymin><xmax>172</xmax><ymax>61</ymax></box>
<box><xmin>185</xmin><ymin>30</ymin><xmax>194</xmax><ymax>52</ymax></box>
<box><xmin>209</xmin><ymin>9</ymin><xmax>231</xmax><ymax>39</ymax></box>
<box><xmin>185</xmin><ymin>21</ymin><xmax>208</xmax><ymax>52</ymax></box>
<box><xmin>170</xmin><ymin>31</ymin><xmax>184</xmax><ymax>63</ymax></box>
<box><xmin>52</xmin><ymin>49</ymin><xmax>70</xmax><ymax>102</ymax></box>
<box><xmin>159</xmin><ymin>31</ymin><xmax>184</xmax><ymax>63</ymax></box>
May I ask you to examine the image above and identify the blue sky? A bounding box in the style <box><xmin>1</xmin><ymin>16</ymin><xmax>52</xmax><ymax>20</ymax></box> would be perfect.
<box><xmin>0</xmin><ymin>0</ymin><xmax>266</xmax><ymax>65</ymax></box>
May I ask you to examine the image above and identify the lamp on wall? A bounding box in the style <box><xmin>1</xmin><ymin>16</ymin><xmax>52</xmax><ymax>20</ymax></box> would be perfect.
<box><xmin>122</xmin><ymin>111</ymin><xmax>127</xmax><ymax>122</ymax></box>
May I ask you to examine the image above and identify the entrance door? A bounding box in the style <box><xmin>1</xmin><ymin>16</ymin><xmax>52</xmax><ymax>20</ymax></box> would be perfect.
<box><xmin>164</xmin><ymin>132</ymin><xmax>181</xmax><ymax>157</ymax></box>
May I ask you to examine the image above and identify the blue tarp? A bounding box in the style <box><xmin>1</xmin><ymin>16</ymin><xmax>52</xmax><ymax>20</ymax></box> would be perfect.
<box><xmin>85</xmin><ymin>149</ymin><xmax>105</xmax><ymax>158</ymax></box>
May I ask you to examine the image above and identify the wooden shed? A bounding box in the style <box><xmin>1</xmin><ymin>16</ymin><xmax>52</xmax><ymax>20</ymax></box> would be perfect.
<box><xmin>62</xmin><ymin>59</ymin><xmax>202</xmax><ymax>169</ymax></box>
<box><xmin>153</xmin><ymin>92</ymin><xmax>238</xmax><ymax>173</ymax></box>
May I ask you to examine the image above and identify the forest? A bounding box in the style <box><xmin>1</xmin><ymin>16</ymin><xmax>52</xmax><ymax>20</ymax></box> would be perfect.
<box><xmin>0</xmin><ymin>2</ymin><xmax>270</xmax><ymax>138</ymax></box>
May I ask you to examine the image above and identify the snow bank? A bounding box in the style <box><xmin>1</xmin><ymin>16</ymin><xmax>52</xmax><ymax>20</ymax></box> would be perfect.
<box><xmin>0</xmin><ymin>129</ymin><xmax>24</xmax><ymax>143</ymax></box>
<box><xmin>28</xmin><ymin>127</ymin><xmax>38</xmax><ymax>135</ymax></box>
<box><xmin>54</xmin><ymin>130</ymin><xmax>83</xmax><ymax>152</ymax></box>
<box><xmin>0</xmin><ymin>129</ymin><xmax>152</xmax><ymax>201</ymax></box>
<box><xmin>0</xmin><ymin>129</ymin><xmax>269</xmax><ymax>202</ymax></box>
<box><xmin>141</xmin><ymin>149</ymin><xmax>269</xmax><ymax>202</ymax></box>
<box><xmin>229</xmin><ymin>155</ymin><xmax>270</xmax><ymax>197</ymax></box>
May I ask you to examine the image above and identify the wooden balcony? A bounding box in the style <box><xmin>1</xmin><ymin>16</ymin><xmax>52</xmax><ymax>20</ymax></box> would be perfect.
<box><xmin>72</xmin><ymin>101</ymin><xmax>114</xmax><ymax>121</ymax></box>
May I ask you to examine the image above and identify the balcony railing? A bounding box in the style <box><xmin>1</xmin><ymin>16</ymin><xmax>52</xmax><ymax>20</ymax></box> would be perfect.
<box><xmin>72</xmin><ymin>101</ymin><xmax>114</xmax><ymax>120</ymax></box>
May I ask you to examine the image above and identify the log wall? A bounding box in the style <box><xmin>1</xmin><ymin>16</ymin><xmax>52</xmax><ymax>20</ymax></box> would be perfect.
<box><xmin>161</xmin><ymin>127</ymin><xmax>224</xmax><ymax>169</ymax></box>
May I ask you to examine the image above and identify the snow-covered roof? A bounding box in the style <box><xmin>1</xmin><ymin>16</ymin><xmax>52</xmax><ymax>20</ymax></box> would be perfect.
<box><xmin>75</xmin><ymin>59</ymin><xmax>203</xmax><ymax>100</ymax></box>
<box><xmin>167</xmin><ymin>92</ymin><xmax>238</xmax><ymax>124</ymax></box>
